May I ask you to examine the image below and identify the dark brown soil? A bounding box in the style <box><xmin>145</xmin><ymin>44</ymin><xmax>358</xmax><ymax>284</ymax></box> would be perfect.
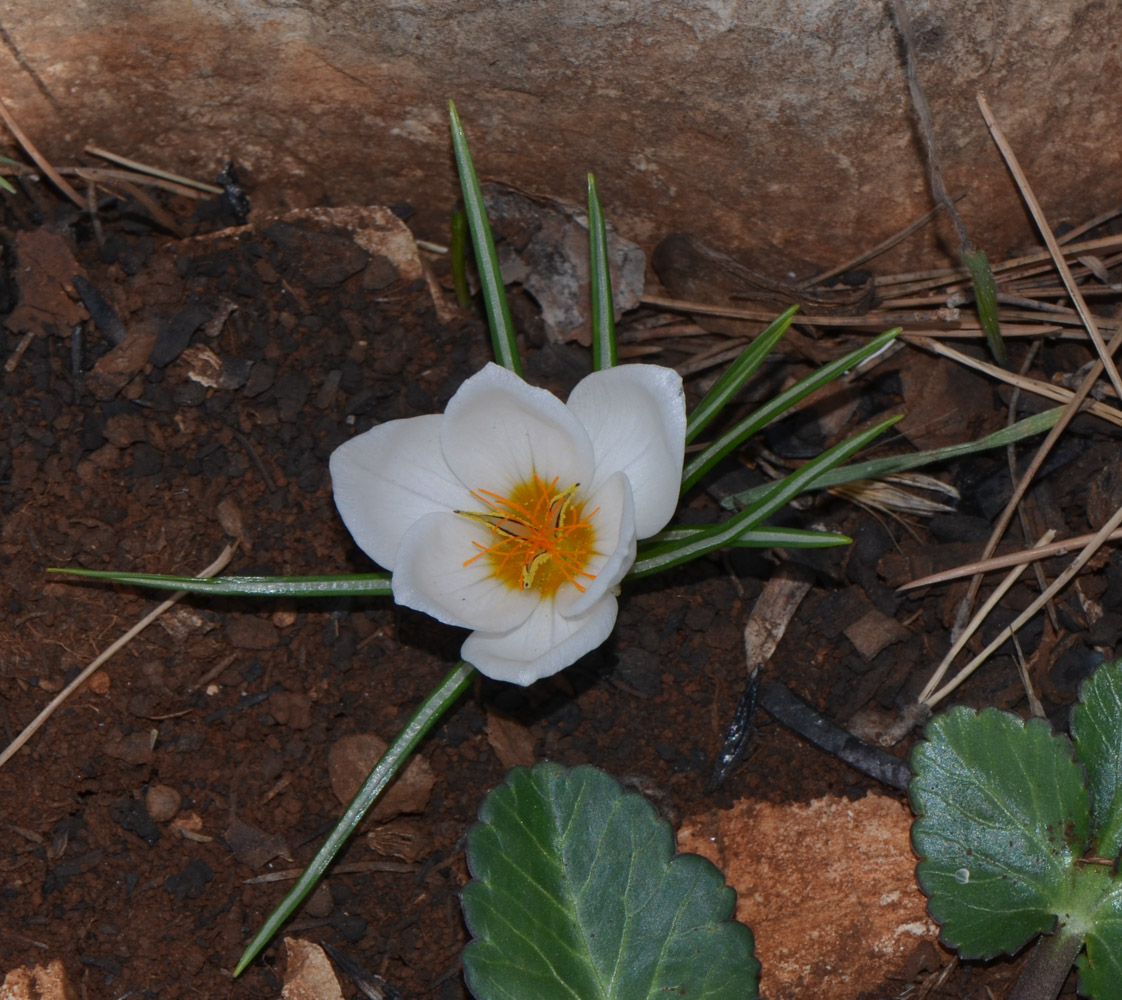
<box><xmin>2</xmin><ymin>179</ymin><xmax>1117</xmax><ymax>999</ymax></box>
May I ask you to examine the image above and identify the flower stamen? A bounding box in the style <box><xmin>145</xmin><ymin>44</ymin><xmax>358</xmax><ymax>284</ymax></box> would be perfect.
<box><xmin>456</xmin><ymin>473</ymin><xmax>599</xmax><ymax>595</ymax></box>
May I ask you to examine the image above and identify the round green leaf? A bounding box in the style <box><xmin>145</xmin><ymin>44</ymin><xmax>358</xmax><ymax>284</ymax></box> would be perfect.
<box><xmin>909</xmin><ymin>706</ymin><xmax>1090</xmax><ymax>959</ymax></box>
<box><xmin>462</xmin><ymin>763</ymin><xmax>758</xmax><ymax>1000</ymax></box>
<box><xmin>1072</xmin><ymin>658</ymin><xmax>1122</xmax><ymax>859</ymax></box>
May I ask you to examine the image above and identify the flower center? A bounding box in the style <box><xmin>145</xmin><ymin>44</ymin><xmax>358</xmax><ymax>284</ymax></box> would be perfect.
<box><xmin>457</xmin><ymin>473</ymin><xmax>598</xmax><ymax>597</ymax></box>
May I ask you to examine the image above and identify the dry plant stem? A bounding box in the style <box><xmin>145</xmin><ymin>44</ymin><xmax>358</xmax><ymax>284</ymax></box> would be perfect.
<box><xmin>803</xmin><ymin>193</ymin><xmax>965</xmax><ymax>288</ymax></box>
<box><xmin>912</xmin><ymin>335</ymin><xmax>1122</xmax><ymax>429</ymax></box>
<box><xmin>0</xmin><ymin>544</ymin><xmax>237</xmax><ymax>770</ymax></box>
<box><xmin>1008</xmin><ymin>342</ymin><xmax>1058</xmax><ymax>631</ymax></box>
<box><xmin>903</xmin><ymin>527</ymin><xmax>1122</xmax><ymax>589</ymax></box>
<box><xmin>945</xmin><ymin>312</ymin><xmax>1116</xmax><ymax>646</ymax></box>
<box><xmin>923</xmin><ymin>500</ymin><xmax>1122</xmax><ymax>708</ymax></box>
<box><xmin>917</xmin><ymin>531</ymin><xmax>1054</xmax><ymax>705</ymax></box>
<box><xmin>937</xmin><ymin>91</ymin><xmax>1122</xmax><ymax>642</ymax></box>
<box><xmin>1012</xmin><ymin>634</ymin><xmax>1046</xmax><ymax>717</ymax></box>
<box><xmin>84</xmin><ymin>145</ymin><xmax>225</xmax><ymax>194</ymax></box>
<box><xmin>977</xmin><ymin>93</ymin><xmax>1122</xmax><ymax>402</ymax></box>
<box><xmin>643</xmin><ymin>294</ymin><xmax>1099</xmax><ymax>342</ymax></box>
<box><xmin>891</xmin><ymin>0</ymin><xmax>970</xmax><ymax>248</ymax></box>
<box><xmin>0</xmin><ymin>96</ymin><xmax>83</xmax><ymax>208</ymax></box>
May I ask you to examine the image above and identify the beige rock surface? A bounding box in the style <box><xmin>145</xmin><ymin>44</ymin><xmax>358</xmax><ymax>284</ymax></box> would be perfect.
<box><xmin>328</xmin><ymin>732</ymin><xmax>434</xmax><ymax>820</ymax></box>
<box><xmin>281</xmin><ymin>938</ymin><xmax>345</xmax><ymax>1000</ymax></box>
<box><xmin>678</xmin><ymin>793</ymin><xmax>938</xmax><ymax>1000</ymax></box>
<box><xmin>0</xmin><ymin>2</ymin><xmax>1115</xmax><ymax>281</ymax></box>
<box><xmin>0</xmin><ymin>959</ymin><xmax>76</xmax><ymax>1000</ymax></box>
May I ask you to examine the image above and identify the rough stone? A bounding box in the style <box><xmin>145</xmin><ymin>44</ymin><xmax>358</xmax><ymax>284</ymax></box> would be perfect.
<box><xmin>0</xmin><ymin>1</ymin><xmax>1114</xmax><ymax>289</ymax></box>
<box><xmin>0</xmin><ymin>959</ymin><xmax>77</xmax><ymax>1000</ymax></box>
<box><xmin>281</xmin><ymin>938</ymin><xmax>344</xmax><ymax>1000</ymax></box>
<box><xmin>328</xmin><ymin>733</ymin><xmax>434</xmax><ymax>820</ymax></box>
<box><xmin>678</xmin><ymin>793</ymin><xmax>938</xmax><ymax>1000</ymax></box>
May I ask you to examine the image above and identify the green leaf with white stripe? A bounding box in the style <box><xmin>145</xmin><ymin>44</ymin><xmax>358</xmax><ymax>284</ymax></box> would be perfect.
<box><xmin>461</xmin><ymin>763</ymin><xmax>758</xmax><ymax>1000</ymax></box>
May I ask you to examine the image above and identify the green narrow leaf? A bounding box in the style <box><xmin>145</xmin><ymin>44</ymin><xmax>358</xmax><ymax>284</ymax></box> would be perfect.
<box><xmin>962</xmin><ymin>247</ymin><xmax>1007</xmax><ymax>367</ymax></box>
<box><xmin>587</xmin><ymin>174</ymin><xmax>617</xmax><ymax>371</ymax></box>
<box><xmin>649</xmin><ymin>524</ymin><xmax>850</xmax><ymax>549</ymax></box>
<box><xmin>681</xmin><ymin>327</ymin><xmax>900</xmax><ymax>492</ymax></box>
<box><xmin>1072</xmin><ymin>658</ymin><xmax>1122</xmax><ymax>859</ymax></box>
<box><xmin>685</xmin><ymin>306</ymin><xmax>798</xmax><ymax>444</ymax></box>
<box><xmin>719</xmin><ymin>406</ymin><xmax>1060</xmax><ymax>511</ymax></box>
<box><xmin>0</xmin><ymin>174</ymin><xmax>16</xmax><ymax>195</ymax></box>
<box><xmin>450</xmin><ymin>208</ymin><xmax>472</xmax><ymax>308</ymax></box>
<box><xmin>631</xmin><ymin>414</ymin><xmax>899</xmax><ymax>577</ymax></box>
<box><xmin>462</xmin><ymin>763</ymin><xmax>758</xmax><ymax>1000</ymax></box>
<box><xmin>234</xmin><ymin>660</ymin><xmax>476</xmax><ymax>975</ymax></box>
<box><xmin>909</xmin><ymin>706</ymin><xmax>1091</xmax><ymax>959</ymax></box>
<box><xmin>47</xmin><ymin>567</ymin><xmax>392</xmax><ymax>598</ymax></box>
<box><xmin>448</xmin><ymin>100</ymin><xmax>522</xmax><ymax>375</ymax></box>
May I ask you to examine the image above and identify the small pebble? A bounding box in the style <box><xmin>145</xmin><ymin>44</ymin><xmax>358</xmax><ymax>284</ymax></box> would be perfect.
<box><xmin>146</xmin><ymin>784</ymin><xmax>182</xmax><ymax>822</ymax></box>
<box><xmin>88</xmin><ymin>672</ymin><xmax>111</xmax><ymax>695</ymax></box>
<box><xmin>271</xmin><ymin>608</ymin><xmax>298</xmax><ymax>628</ymax></box>
<box><xmin>304</xmin><ymin>881</ymin><xmax>334</xmax><ymax>918</ymax></box>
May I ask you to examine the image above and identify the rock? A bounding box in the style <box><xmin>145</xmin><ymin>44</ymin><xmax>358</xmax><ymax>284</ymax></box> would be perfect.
<box><xmin>145</xmin><ymin>784</ymin><xmax>182</xmax><ymax>822</ymax></box>
<box><xmin>281</xmin><ymin>938</ymin><xmax>344</xmax><ymax>1000</ymax></box>
<box><xmin>0</xmin><ymin>958</ymin><xmax>77</xmax><ymax>1000</ymax></box>
<box><xmin>483</xmin><ymin>183</ymin><xmax>644</xmax><ymax>345</ymax></box>
<box><xmin>303</xmin><ymin>882</ymin><xmax>334</xmax><ymax>918</ymax></box>
<box><xmin>3</xmin><ymin>2</ymin><xmax>1112</xmax><ymax>283</ymax></box>
<box><xmin>223</xmin><ymin>816</ymin><xmax>290</xmax><ymax>869</ymax></box>
<box><xmin>269</xmin><ymin>691</ymin><xmax>314</xmax><ymax>730</ymax></box>
<box><xmin>328</xmin><ymin>733</ymin><xmax>434</xmax><ymax>820</ymax></box>
<box><xmin>678</xmin><ymin>794</ymin><xmax>938</xmax><ymax>1000</ymax></box>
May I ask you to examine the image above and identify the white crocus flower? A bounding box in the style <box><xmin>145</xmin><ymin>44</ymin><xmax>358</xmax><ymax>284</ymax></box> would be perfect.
<box><xmin>329</xmin><ymin>362</ymin><xmax>685</xmax><ymax>686</ymax></box>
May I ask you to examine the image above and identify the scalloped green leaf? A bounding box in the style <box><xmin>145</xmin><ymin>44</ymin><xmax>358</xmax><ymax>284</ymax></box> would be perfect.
<box><xmin>461</xmin><ymin>763</ymin><xmax>758</xmax><ymax>1000</ymax></box>
<box><xmin>909</xmin><ymin>706</ymin><xmax>1091</xmax><ymax>959</ymax></box>
<box><xmin>1072</xmin><ymin>659</ymin><xmax>1122</xmax><ymax>859</ymax></box>
<box><xmin>1079</xmin><ymin>879</ymin><xmax>1122</xmax><ymax>997</ymax></box>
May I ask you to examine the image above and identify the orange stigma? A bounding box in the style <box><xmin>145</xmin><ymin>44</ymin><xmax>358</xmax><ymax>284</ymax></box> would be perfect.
<box><xmin>456</xmin><ymin>473</ymin><xmax>599</xmax><ymax>596</ymax></box>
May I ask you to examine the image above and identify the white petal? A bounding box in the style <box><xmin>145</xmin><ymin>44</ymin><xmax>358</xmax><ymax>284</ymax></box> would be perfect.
<box><xmin>392</xmin><ymin>512</ymin><xmax>539</xmax><ymax>632</ymax></box>
<box><xmin>462</xmin><ymin>593</ymin><xmax>619</xmax><ymax>686</ymax></box>
<box><xmin>441</xmin><ymin>363</ymin><xmax>594</xmax><ymax>496</ymax></box>
<box><xmin>330</xmin><ymin>414</ymin><xmax>475</xmax><ymax>570</ymax></box>
<box><xmin>566</xmin><ymin>364</ymin><xmax>685</xmax><ymax>538</ymax></box>
<box><xmin>555</xmin><ymin>471</ymin><xmax>636</xmax><ymax>619</ymax></box>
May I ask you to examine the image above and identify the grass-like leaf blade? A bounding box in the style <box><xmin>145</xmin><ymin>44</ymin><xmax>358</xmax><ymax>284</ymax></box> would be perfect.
<box><xmin>632</xmin><ymin>414</ymin><xmax>899</xmax><ymax>577</ymax></box>
<box><xmin>909</xmin><ymin>706</ymin><xmax>1090</xmax><ymax>959</ymax></box>
<box><xmin>685</xmin><ymin>306</ymin><xmax>798</xmax><ymax>444</ymax></box>
<box><xmin>962</xmin><ymin>247</ymin><xmax>1007</xmax><ymax>367</ymax></box>
<box><xmin>587</xmin><ymin>174</ymin><xmax>617</xmax><ymax>371</ymax></box>
<box><xmin>649</xmin><ymin>524</ymin><xmax>850</xmax><ymax>549</ymax></box>
<box><xmin>719</xmin><ymin>406</ymin><xmax>1060</xmax><ymax>510</ymax></box>
<box><xmin>462</xmin><ymin>763</ymin><xmax>758</xmax><ymax>1000</ymax></box>
<box><xmin>234</xmin><ymin>661</ymin><xmax>476</xmax><ymax>975</ymax></box>
<box><xmin>681</xmin><ymin>327</ymin><xmax>900</xmax><ymax>491</ymax></box>
<box><xmin>47</xmin><ymin>567</ymin><xmax>392</xmax><ymax>598</ymax></box>
<box><xmin>449</xmin><ymin>100</ymin><xmax>521</xmax><ymax>375</ymax></box>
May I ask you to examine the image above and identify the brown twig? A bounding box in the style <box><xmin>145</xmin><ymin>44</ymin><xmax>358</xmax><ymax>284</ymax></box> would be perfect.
<box><xmin>0</xmin><ymin>544</ymin><xmax>237</xmax><ymax>770</ymax></box>
<box><xmin>84</xmin><ymin>144</ymin><xmax>224</xmax><ymax>194</ymax></box>
<box><xmin>901</xmin><ymin>527</ymin><xmax>1122</xmax><ymax>590</ymax></box>
<box><xmin>977</xmin><ymin>93</ymin><xmax>1122</xmax><ymax>401</ymax></box>
<box><xmin>0</xmin><ymin>94</ymin><xmax>82</xmax><ymax>207</ymax></box>
<box><xmin>940</xmin><ymin>97</ymin><xmax>1122</xmax><ymax>644</ymax></box>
